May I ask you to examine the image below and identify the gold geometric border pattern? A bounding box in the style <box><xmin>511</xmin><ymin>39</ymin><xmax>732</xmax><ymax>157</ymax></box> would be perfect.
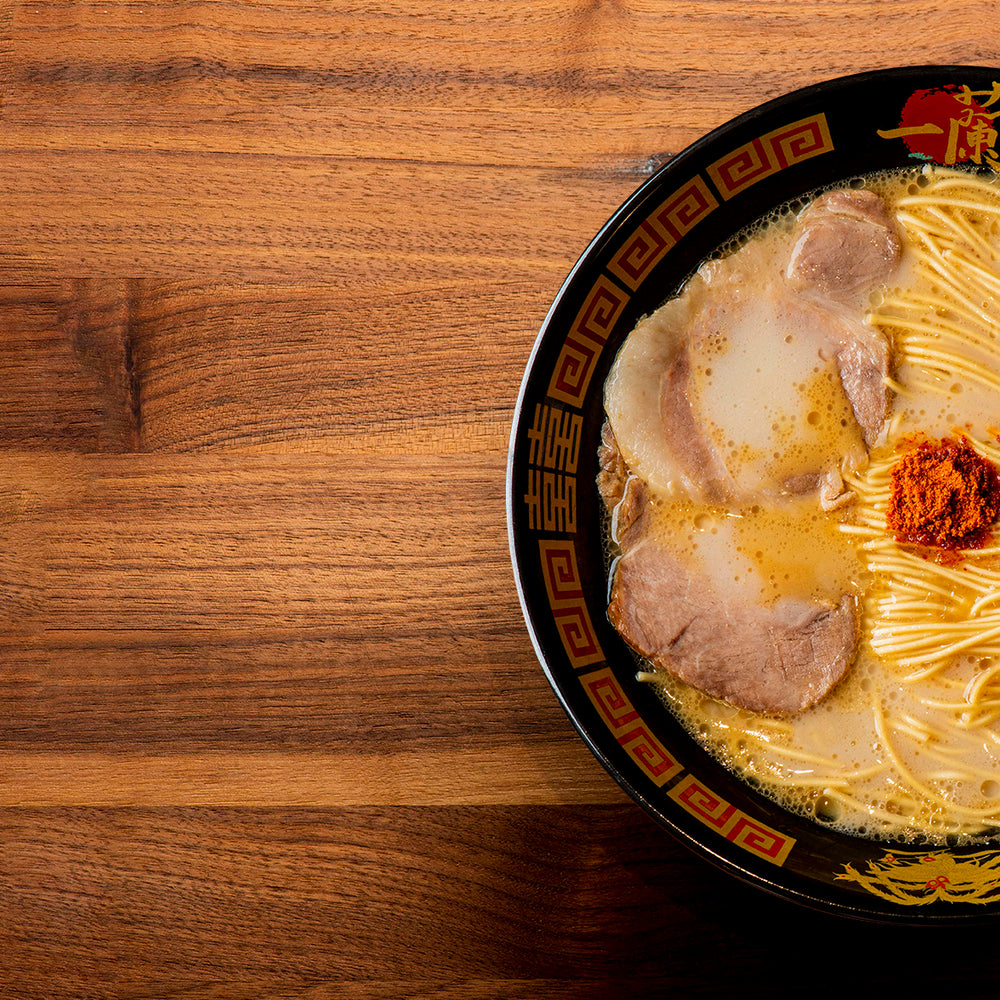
<box><xmin>607</xmin><ymin>176</ymin><xmax>719</xmax><ymax>291</ymax></box>
<box><xmin>525</xmin><ymin>402</ymin><xmax>582</xmax><ymax>474</ymax></box>
<box><xmin>547</xmin><ymin>273</ymin><xmax>628</xmax><ymax>409</ymax></box>
<box><xmin>579</xmin><ymin>665</ymin><xmax>683</xmax><ymax>787</ymax></box>
<box><xmin>522</xmin><ymin>403</ymin><xmax>583</xmax><ymax>534</ymax></box>
<box><xmin>706</xmin><ymin>112</ymin><xmax>833</xmax><ymax>201</ymax></box>
<box><xmin>668</xmin><ymin>774</ymin><xmax>796</xmax><ymax>866</ymax></box>
<box><xmin>538</xmin><ymin>539</ymin><xmax>604</xmax><ymax>668</ymax></box>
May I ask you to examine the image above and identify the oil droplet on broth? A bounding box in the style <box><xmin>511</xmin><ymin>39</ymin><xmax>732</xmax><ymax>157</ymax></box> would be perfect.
<box><xmin>815</xmin><ymin>796</ymin><xmax>843</xmax><ymax>824</ymax></box>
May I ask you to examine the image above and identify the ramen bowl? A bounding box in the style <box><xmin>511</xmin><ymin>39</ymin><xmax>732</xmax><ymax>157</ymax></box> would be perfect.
<box><xmin>507</xmin><ymin>65</ymin><xmax>1000</xmax><ymax>923</ymax></box>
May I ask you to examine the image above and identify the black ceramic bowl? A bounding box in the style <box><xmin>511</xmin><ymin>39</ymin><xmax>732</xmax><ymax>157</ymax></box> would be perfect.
<box><xmin>507</xmin><ymin>66</ymin><xmax>1000</xmax><ymax>923</ymax></box>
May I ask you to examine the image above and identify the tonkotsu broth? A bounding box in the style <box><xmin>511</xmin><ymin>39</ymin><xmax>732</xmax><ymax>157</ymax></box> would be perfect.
<box><xmin>605</xmin><ymin>165</ymin><xmax>1000</xmax><ymax>843</ymax></box>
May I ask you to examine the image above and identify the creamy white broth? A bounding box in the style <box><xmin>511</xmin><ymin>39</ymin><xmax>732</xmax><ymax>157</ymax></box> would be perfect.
<box><xmin>605</xmin><ymin>166</ymin><xmax>1000</xmax><ymax>842</ymax></box>
<box><xmin>688</xmin><ymin>294</ymin><xmax>867</xmax><ymax>495</ymax></box>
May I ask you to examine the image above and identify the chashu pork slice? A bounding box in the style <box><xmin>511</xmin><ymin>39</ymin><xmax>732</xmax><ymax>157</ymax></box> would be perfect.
<box><xmin>602</xmin><ymin>467</ymin><xmax>858</xmax><ymax>716</ymax></box>
<box><xmin>604</xmin><ymin>187</ymin><xmax>900</xmax><ymax>508</ymax></box>
<box><xmin>787</xmin><ymin>188</ymin><xmax>901</xmax><ymax>305</ymax></box>
<box><xmin>787</xmin><ymin>188</ymin><xmax>901</xmax><ymax>446</ymax></box>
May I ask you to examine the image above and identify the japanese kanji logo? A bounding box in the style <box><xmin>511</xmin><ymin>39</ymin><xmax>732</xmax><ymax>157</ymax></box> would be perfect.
<box><xmin>878</xmin><ymin>83</ymin><xmax>1000</xmax><ymax>170</ymax></box>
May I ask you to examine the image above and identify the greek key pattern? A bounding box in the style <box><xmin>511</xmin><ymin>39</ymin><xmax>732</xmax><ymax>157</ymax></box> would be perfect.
<box><xmin>707</xmin><ymin>113</ymin><xmax>834</xmax><ymax>200</ymax></box>
<box><xmin>580</xmin><ymin>666</ymin><xmax>682</xmax><ymax>786</ymax></box>
<box><xmin>538</xmin><ymin>540</ymin><xmax>603</xmax><ymax>668</ymax></box>
<box><xmin>668</xmin><ymin>774</ymin><xmax>795</xmax><ymax>866</ymax></box>
<box><xmin>608</xmin><ymin>176</ymin><xmax>718</xmax><ymax>290</ymax></box>
<box><xmin>547</xmin><ymin>274</ymin><xmax>628</xmax><ymax>408</ymax></box>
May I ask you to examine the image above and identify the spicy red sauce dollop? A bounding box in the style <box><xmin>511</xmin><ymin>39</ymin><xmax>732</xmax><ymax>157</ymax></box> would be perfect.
<box><xmin>886</xmin><ymin>438</ymin><xmax>1000</xmax><ymax>551</ymax></box>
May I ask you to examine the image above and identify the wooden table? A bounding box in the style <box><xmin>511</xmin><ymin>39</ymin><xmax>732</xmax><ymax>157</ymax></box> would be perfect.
<box><xmin>2</xmin><ymin>2</ymin><xmax>999</xmax><ymax>995</ymax></box>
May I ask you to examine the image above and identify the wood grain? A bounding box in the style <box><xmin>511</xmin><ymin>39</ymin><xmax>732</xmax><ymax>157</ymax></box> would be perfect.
<box><xmin>2</xmin><ymin>0</ymin><xmax>1000</xmax><ymax>995</ymax></box>
<box><xmin>0</xmin><ymin>746</ymin><xmax>627</xmax><ymax>806</ymax></box>
<box><xmin>1</xmin><ymin>805</ymin><xmax>996</xmax><ymax>998</ymax></box>
<box><xmin>2</xmin><ymin>2</ymin><xmax>992</xmax><ymax>284</ymax></box>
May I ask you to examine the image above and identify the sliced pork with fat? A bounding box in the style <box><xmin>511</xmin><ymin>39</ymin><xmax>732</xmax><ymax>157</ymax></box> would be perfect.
<box><xmin>603</xmin><ymin>471</ymin><xmax>858</xmax><ymax>716</ymax></box>
<box><xmin>787</xmin><ymin>189</ymin><xmax>901</xmax><ymax>304</ymax></box>
<box><xmin>604</xmin><ymin>189</ymin><xmax>899</xmax><ymax>507</ymax></box>
<box><xmin>834</xmin><ymin>327</ymin><xmax>892</xmax><ymax>448</ymax></box>
<box><xmin>788</xmin><ymin>189</ymin><xmax>900</xmax><ymax>447</ymax></box>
